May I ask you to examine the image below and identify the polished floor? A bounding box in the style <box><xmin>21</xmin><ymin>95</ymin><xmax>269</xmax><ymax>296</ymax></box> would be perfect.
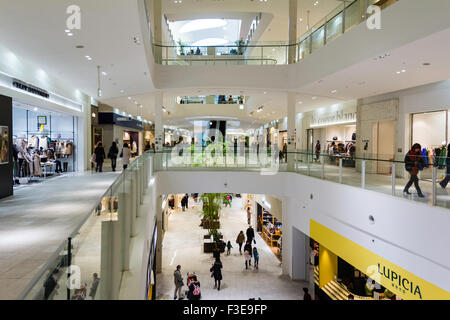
<box><xmin>0</xmin><ymin>170</ymin><xmax>120</xmax><ymax>299</ymax></box>
<box><xmin>156</xmin><ymin>197</ymin><xmax>307</xmax><ymax>300</ymax></box>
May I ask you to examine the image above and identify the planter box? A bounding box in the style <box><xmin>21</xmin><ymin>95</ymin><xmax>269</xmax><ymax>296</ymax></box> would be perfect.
<box><xmin>204</xmin><ymin>241</ymin><xmax>215</xmax><ymax>253</ymax></box>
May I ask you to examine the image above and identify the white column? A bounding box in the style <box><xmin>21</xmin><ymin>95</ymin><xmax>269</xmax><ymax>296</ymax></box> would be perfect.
<box><xmin>152</xmin><ymin>0</ymin><xmax>163</xmax><ymax>63</ymax></box>
<box><xmin>288</xmin><ymin>0</ymin><xmax>298</xmax><ymax>64</ymax></box>
<box><xmin>154</xmin><ymin>92</ymin><xmax>164</xmax><ymax>152</ymax></box>
<box><xmin>287</xmin><ymin>92</ymin><xmax>296</xmax><ymax>171</ymax></box>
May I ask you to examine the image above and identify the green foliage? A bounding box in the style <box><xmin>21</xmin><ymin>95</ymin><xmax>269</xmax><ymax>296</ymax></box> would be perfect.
<box><xmin>177</xmin><ymin>40</ymin><xmax>187</xmax><ymax>55</ymax></box>
<box><xmin>209</xmin><ymin>229</ymin><xmax>223</xmax><ymax>244</ymax></box>
<box><xmin>200</xmin><ymin>193</ymin><xmax>224</xmax><ymax>222</ymax></box>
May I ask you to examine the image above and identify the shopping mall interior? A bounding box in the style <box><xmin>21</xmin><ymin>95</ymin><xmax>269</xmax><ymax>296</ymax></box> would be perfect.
<box><xmin>0</xmin><ymin>0</ymin><xmax>449</xmax><ymax>303</ymax></box>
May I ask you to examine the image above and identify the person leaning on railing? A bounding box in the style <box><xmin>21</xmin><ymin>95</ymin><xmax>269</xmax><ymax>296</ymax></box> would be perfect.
<box><xmin>403</xmin><ymin>143</ymin><xmax>425</xmax><ymax>198</ymax></box>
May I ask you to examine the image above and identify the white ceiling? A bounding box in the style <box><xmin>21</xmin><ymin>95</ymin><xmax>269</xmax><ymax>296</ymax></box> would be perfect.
<box><xmin>0</xmin><ymin>0</ymin><xmax>154</xmax><ymax>101</ymax></box>
<box><xmin>298</xmin><ymin>27</ymin><xmax>450</xmax><ymax>101</ymax></box>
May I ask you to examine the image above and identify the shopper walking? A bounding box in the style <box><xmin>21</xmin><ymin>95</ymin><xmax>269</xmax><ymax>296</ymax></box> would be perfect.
<box><xmin>246</xmin><ymin>206</ymin><xmax>252</xmax><ymax>225</ymax></box>
<box><xmin>439</xmin><ymin>143</ymin><xmax>450</xmax><ymax>189</ymax></box>
<box><xmin>121</xmin><ymin>143</ymin><xmax>131</xmax><ymax>170</ymax></box>
<box><xmin>303</xmin><ymin>287</ymin><xmax>312</xmax><ymax>300</ymax></box>
<box><xmin>210</xmin><ymin>259</ymin><xmax>223</xmax><ymax>291</ymax></box>
<box><xmin>243</xmin><ymin>241</ymin><xmax>252</xmax><ymax>269</ymax></box>
<box><xmin>403</xmin><ymin>143</ymin><xmax>425</xmax><ymax>198</ymax></box>
<box><xmin>246</xmin><ymin>225</ymin><xmax>255</xmax><ymax>244</ymax></box>
<box><xmin>94</xmin><ymin>142</ymin><xmax>106</xmax><ymax>173</ymax></box>
<box><xmin>173</xmin><ymin>265</ymin><xmax>184</xmax><ymax>300</ymax></box>
<box><xmin>315</xmin><ymin>140</ymin><xmax>321</xmax><ymax>162</ymax></box>
<box><xmin>252</xmin><ymin>247</ymin><xmax>259</xmax><ymax>269</ymax></box>
<box><xmin>236</xmin><ymin>231</ymin><xmax>245</xmax><ymax>255</ymax></box>
<box><xmin>226</xmin><ymin>241</ymin><xmax>232</xmax><ymax>255</ymax></box>
<box><xmin>107</xmin><ymin>141</ymin><xmax>119</xmax><ymax>172</ymax></box>
<box><xmin>89</xmin><ymin>273</ymin><xmax>100</xmax><ymax>300</ymax></box>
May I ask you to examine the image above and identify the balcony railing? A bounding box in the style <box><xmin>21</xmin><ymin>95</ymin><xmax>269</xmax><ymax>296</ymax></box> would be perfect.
<box><xmin>149</xmin><ymin>0</ymin><xmax>398</xmax><ymax>66</ymax></box>
<box><xmin>151</xmin><ymin>147</ymin><xmax>449</xmax><ymax>210</ymax></box>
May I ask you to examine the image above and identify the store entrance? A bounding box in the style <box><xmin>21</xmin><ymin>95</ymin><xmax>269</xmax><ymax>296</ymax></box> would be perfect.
<box><xmin>12</xmin><ymin>101</ymin><xmax>78</xmax><ymax>187</ymax></box>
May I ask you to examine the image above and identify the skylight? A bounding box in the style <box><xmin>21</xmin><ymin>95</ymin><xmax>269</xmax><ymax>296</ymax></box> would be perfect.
<box><xmin>192</xmin><ymin>38</ymin><xmax>228</xmax><ymax>46</ymax></box>
<box><xmin>180</xmin><ymin>19</ymin><xmax>227</xmax><ymax>34</ymax></box>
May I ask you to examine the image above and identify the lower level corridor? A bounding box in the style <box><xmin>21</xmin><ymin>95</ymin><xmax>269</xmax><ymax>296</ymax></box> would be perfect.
<box><xmin>0</xmin><ymin>171</ymin><xmax>120</xmax><ymax>299</ymax></box>
<box><xmin>156</xmin><ymin>197</ymin><xmax>306</xmax><ymax>300</ymax></box>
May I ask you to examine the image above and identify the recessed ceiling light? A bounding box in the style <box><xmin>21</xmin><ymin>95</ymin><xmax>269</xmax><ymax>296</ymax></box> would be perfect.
<box><xmin>85</xmin><ymin>55</ymin><xmax>92</xmax><ymax>60</ymax></box>
<box><xmin>128</xmin><ymin>97</ymin><xmax>131</xmax><ymax>100</ymax></box>
<box><xmin>298</xmin><ymin>101</ymin><xmax>303</xmax><ymax>104</ymax></box>
<box><xmin>67</xmin><ymin>33</ymin><xmax>73</xmax><ymax>36</ymax></box>
<box><xmin>396</xmin><ymin>71</ymin><xmax>401</xmax><ymax>74</ymax></box>
<box><xmin>33</xmin><ymin>107</ymin><xmax>38</xmax><ymax>111</ymax></box>
<box><xmin>401</xmin><ymin>69</ymin><xmax>406</xmax><ymax>73</ymax></box>
<box><xmin>331</xmin><ymin>90</ymin><xmax>337</xmax><ymax>93</ymax></box>
<box><xmin>120</xmin><ymin>90</ymin><xmax>125</xmax><ymax>93</ymax></box>
<box><xmin>65</xmin><ymin>29</ymin><xmax>70</xmax><ymax>33</ymax></box>
<box><xmin>102</xmin><ymin>71</ymin><xmax>107</xmax><ymax>76</ymax></box>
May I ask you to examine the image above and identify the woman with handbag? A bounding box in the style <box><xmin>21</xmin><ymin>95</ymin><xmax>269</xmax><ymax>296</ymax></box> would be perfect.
<box><xmin>403</xmin><ymin>143</ymin><xmax>425</xmax><ymax>198</ymax></box>
<box><xmin>210</xmin><ymin>258</ymin><xmax>223</xmax><ymax>291</ymax></box>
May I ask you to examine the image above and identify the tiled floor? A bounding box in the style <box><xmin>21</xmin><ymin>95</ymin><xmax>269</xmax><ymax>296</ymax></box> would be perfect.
<box><xmin>156</xmin><ymin>197</ymin><xmax>307</xmax><ymax>300</ymax></box>
<box><xmin>0</xmin><ymin>170</ymin><xmax>120</xmax><ymax>299</ymax></box>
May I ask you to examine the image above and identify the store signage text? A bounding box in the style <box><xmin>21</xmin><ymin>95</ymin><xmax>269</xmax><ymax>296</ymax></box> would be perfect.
<box><xmin>12</xmin><ymin>80</ymin><xmax>49</xmax><ymax>99</ymax></box>
<box><xmin>377</xmin><ymin>263</ymin><xmax>422</xmax><ymax>299</ymax></box>
<box><xmin>311</xmin><ymin>109</ymin><xmax>356</xmax><ymax>127</ymax></box>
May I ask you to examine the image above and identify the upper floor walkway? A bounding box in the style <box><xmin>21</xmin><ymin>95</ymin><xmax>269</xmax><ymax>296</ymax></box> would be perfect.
<box><xmin>139</xmin><ymin>0</ymin><xmax>450</xmax><ymax>90</ymax></box>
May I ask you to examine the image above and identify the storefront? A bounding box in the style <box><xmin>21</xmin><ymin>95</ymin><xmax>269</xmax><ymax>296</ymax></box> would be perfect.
<box><xmin>255</xmin><ymin>195</ymin><xmax>282</xmax><ymax>261</ymax></box>
<box><xmin>12</xmin><ymin>100</ymin><xmax>78</xmax><ymax>184</ymax></box>
<box><xmin>311</xmin><ymin>239</ymin><xmax>398</xmax><ymax>300</ymax></box>
<box><xmin>301</xmin><ymin>102</ymin><xmax>357</xmax><ymax>167</ymax></box>
<box><xmin>411</xmin><ymin>110</ymin><xmax>450</xmax><ymax>181</ymax></box>
<box><xmin>310</xmin><ymin>219</ymin><xmax>450</xmax><ymax>300</ymax></box>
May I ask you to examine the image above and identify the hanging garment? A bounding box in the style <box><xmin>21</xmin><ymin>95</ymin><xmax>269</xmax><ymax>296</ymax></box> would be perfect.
<box><xmin>64</xmin><ymin>142</ymin><xmax>73</xmax><ymax>155</ymax></box>
<box><xmin>39</xmin><ymin>136</ymin><xmax>48</xmax><ymax>150</ymax></box>
<box><xmin>421</xmin><ymin>148</ymin><xmax>429</xmax><ymax>168</ymax></box>
<box><xmin>29</xmin><ymin>136</ymin><xmax>39</xmax><ymax>148</ymax></box>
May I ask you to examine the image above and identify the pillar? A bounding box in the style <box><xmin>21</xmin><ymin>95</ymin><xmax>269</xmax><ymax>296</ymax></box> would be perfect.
<box><xmin>318</xmin><ymin>246</ymin><xmax>338</xmax><ymax>289</ymax></box>
<box><xmin>152</xmin><ymin>0</ymin><xmax>163</xmax><ymax>63</ymax></box>
<box><xmin>287</xmin><ymin>92</ymin><xmax>296</xmax><ymax>171</ymax></box>
<box><xmin>288</xmin><ymin>0</ymin><xmax>298</xmax><ymax>64</ymax></box>
<box><xmin>154</xmin><ymin>92</ymin><xmax>164</xmax><ymax>152</ymax></box>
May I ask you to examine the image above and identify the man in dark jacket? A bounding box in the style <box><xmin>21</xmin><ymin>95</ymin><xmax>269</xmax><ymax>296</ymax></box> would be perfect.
<box><xmin>246</xmin><ymin>225</ymin><xmax>255</xmax><ymax>244</ymax></box>
<box><xmin>94</xmin><ymin>142</ymin><xmax>106</xmax><ymax>173</ymax></box>
<box><xmin>403</xmin><ymin>143</ymin><xmax>425</xmax><ymax>197</ymax></box>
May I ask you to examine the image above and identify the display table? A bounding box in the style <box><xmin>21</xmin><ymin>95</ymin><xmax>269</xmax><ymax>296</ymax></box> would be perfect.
<box><xmin>41</xmin><ymin>162</ymin><xmax>56</xmax><ymax>178</ymax></box>
<box><xmin>262</xmin><ymin>226</ymin><xmax>281</xmax><ymax>246</ymax></box>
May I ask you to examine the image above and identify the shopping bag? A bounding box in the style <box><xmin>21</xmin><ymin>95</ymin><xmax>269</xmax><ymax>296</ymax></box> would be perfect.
<box><xmin>90</xmin><ymin>153</ymin><xmax>96</xmax><ymax>163</ymax></box>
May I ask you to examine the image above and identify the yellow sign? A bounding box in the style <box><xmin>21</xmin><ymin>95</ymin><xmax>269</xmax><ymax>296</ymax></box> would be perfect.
<box><xmin>310</xmin><ymin>219</ymin><xmax>450</xmax><ymax>300</ymax></box>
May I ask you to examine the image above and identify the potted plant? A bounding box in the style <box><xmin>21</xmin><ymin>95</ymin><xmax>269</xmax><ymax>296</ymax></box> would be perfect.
<box><xmin>235</xmin><ymin>38</ymin><xmax>245</xmax><ymax>55</ymax></box>
<box><xmin>177</xmin><ymin>40</ymin><xmax>187</xmax><ymax>55</ymax></box>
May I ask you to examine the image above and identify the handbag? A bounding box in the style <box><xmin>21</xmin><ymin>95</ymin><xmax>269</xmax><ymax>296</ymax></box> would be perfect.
<box><xmin>90</xmin><ymin>153</ymin><xmax>96</xmax><ymax>163</ymax></box>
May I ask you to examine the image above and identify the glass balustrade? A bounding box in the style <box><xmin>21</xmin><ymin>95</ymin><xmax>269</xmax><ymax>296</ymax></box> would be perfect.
<box><xmin>149</xmin><ymin>0</ymin><xmax>398</xmax><ymax>66</ymax></box>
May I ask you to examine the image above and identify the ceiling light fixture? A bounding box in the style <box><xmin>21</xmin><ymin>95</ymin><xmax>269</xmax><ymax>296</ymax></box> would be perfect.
<box><xmin>85</xmin><ymin>55</ymin><xmax>92</xmax><ymax>61</ymax></box>
<box><xmin>331</xmin><ymin>89</ymin><xmax>337</xmax><ymax>93</ymax></box>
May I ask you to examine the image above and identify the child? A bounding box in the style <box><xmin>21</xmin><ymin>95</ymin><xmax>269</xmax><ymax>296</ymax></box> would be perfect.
<box><xmin>244</xmin><ymin>250</ymin><xmax>251</xmax><ymax>269</ymax></box>
<box><xmin>226</xmin><ymin>241</ymin><xmax>232</xmax><ymax>255</ymax></box>
<box><xmin>253</xmin><ymin>248</ymin><xmax>259</xmax><ymax>269</ymax></box>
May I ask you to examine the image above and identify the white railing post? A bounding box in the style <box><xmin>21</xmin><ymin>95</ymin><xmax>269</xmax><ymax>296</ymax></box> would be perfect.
<box><xmin>432</xmin><ymin>165</ymin><xmax>437</xmax><ymax>206</ymax></box>
<box><xmin>391</xmin><ymin>163</ymin><xmax>396</xmax><ymax>196</ymax></box>
<box><xmin>361</xmin><ymin>160</ymin><xmax>366</xmax><ymax>189</ymax></box>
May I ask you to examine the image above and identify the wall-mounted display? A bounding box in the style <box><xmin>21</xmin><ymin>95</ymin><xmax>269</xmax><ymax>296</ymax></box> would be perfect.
<box><xmin>0</xmin><ymin>126</ymin><xmax>9</xmax><ymax>164</ymax></box>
